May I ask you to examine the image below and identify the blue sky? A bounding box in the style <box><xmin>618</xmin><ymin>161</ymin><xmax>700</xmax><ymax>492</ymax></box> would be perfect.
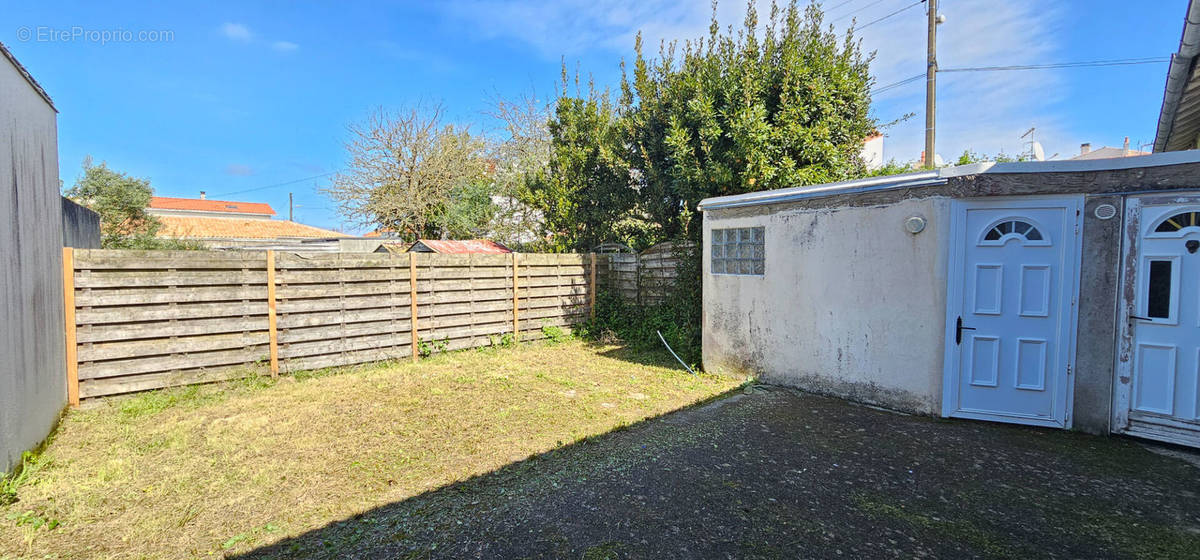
<box><xmin>1</xmin><ymin>0</ymin><xmax>1187</xmax><ymax>233</ymax></box>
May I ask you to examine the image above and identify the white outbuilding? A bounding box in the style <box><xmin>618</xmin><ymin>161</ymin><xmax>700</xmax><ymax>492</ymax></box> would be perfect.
<box><xmin>698</xmin><ymin>153</ymin><xmax>1200</xmax><ymax>447</ymax></box>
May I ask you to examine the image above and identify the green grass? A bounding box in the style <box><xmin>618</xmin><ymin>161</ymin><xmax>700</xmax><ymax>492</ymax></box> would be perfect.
<box><xmin>0</xmin><ymin>340</ymin><xmax>740</xmax><ymax>559</ymax></box>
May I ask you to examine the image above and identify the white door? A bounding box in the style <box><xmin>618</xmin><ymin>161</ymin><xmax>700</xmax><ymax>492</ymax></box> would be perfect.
<box><xmin>943</xmin><ymin>197</ymin><xmax>1082</xmax><ymax>428</ymax></box>
<box><xmin>1115</xmin><ymin>197</ymin><xmax>1200</xmax><ymax>447</ymax></box>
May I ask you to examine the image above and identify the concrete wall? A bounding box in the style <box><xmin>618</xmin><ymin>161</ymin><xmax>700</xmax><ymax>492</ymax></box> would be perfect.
<box><xmin>0</xmin><ymin>53</ymin><xmax>65</xmax><ymax>471</ymax></box>
<box><xmin>703</xmin><ymin>197</ymin><xmax>953</xmax><ymax>415</ymax></box>
<box><xmin>1069</xmin><ymin>196</ymin><xmax>1125</xmax><ymax>434</ymax></box>
<box><xmin>62</xmin><ymin>196</ymin><xmax>101</xmax><ymax>249</ymax></box>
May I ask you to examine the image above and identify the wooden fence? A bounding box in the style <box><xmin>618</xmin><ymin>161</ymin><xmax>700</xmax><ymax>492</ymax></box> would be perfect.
<box><xmin>63</xmin><ymin>249</ymin><xmax>598</xmax><ymax>401</ymax></box>
<box><xmin>596</xmin><ymin>242</ymin><xmax>690</xmax><ymax>306</ymax></box>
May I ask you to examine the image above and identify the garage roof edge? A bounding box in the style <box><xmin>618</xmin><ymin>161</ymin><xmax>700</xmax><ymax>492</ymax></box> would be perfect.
<box><xmin>698</xmin><ymin>151</ymin><xmax>1200</xmax><ymax>211</ymax></box>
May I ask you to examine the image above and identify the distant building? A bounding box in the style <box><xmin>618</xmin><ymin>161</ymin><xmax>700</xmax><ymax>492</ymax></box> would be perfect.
<box><xmin>1069</xmin><ymin>137</ymin><xmax>1149</xmax><ymax>160</ymax></box>
<box><xmin>861</xmin><ymin>132</ymin><xmax>884</xmax><ymax>170</ymax></box>
<box><xmin>147</xmin><ymin>194</ymin><xmax>347</xmax><ymax>249</ymax></box>
<box><xmin>406</xmin><ymin>239</ymin><xmax>512</xmax><ymax>254</ymax></box>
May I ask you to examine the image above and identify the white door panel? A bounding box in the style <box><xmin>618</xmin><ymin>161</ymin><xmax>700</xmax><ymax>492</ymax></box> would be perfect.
<box><xmin>1122</xmin><ymin>201</ymin><xmax>1200</xmax><ymax>442</ymax></box>
<box><xmin>943</xmin><ymin>197</ymin><xmax>1082</xmax><ymax>428</ymax></box>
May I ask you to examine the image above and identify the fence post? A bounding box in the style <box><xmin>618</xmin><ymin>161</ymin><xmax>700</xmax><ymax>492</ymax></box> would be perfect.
<box><xmin>589</xmin><ymin>253</ymin><xmax>597</xmax><ymax>320</ymax></box>
<box><xmin>409</xmin><ymin>252</ymin><xmax>419</xmax><ymax>362</ymax></box>
<box><xmin>512</xmin><ymin>252</ymin><xmax>520</xmax><ymax>341</ymax></box>
<box><xmin>266</xmin><ymin>250</ymin><xmax>279</xmax><ymax>377</ymax></box>
<box><xmin>62</xmin><ymin>247</ymin><xmax>79</xmax><ymax>407</ymax></box>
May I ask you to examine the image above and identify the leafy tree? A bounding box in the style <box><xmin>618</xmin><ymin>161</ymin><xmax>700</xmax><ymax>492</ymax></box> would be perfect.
<box><xmin>324</xmin><ymin>104</ymin><xmax>488</xmax><ymax>241</ymax></box>
<box><xmin>620</xmin><ymin>0</ymin><xmax>875</xmax><ymax>241</ymax></box>
<box><xmin>64</xmin><ymin>157</ymin><xmax>199</xmax><ymax>249</ymax></box>
<box><xmin>434</xmin><ymin>180</ymin><xmax>497</xmax><ymax>239</ymax></box>
<box><xmin>955</xmin><ymin>149</ymin><xmax>1028</xmax><ymax>165</ymax></box>
<box><xmin>524</xmin><ymin>76</ymin><xmax>640</xmax><ymax>252</ymax></box>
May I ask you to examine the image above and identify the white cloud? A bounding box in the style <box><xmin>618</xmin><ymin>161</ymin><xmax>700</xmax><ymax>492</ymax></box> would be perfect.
<box><xmin>219</xmin><ymin>22</ymin><xmax>254</xmax><ymax>42</ymax></box>
<box><xmin>224</xmin><ymin>164</ymin><xmax>255</xmax><ymax>176</ymax></box>
<box><xmin>219</xmin><ymin>23</ymin><xmax>299</xmax><ymax>53</ymax></box>
<box><xmin>442</xmin><ymin>0</ymin><xmax>1079</xmax><ymax>164</ymax></box>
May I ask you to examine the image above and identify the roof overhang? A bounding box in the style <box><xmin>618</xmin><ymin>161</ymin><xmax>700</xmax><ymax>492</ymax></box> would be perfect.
<box><xmin>0</xmin><ymin>41</ymin><xmax>56</xmax><ymax>112</ymax></box>
<box><xmin>1155</xmin><ymin>0</ymin><xmax>1200</xmax><ymax>152</ymax></box>
<box><xmin>697</xmin><ymin>151</ymin><xmax>1200</xmax><ymax>211</ymax></box>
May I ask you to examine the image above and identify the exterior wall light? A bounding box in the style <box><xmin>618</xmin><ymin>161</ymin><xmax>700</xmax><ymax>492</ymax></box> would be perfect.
<box><xmin>904</xmin><ymin>215</ymin><xmax>927</xmax><ymax>234</ymax></box>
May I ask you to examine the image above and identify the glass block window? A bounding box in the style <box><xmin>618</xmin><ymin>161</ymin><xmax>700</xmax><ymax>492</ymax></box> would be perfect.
<box><xmin>711</xmin><ymin>227</ymin><xmax>765</xmax><ymax>275</ymax></box>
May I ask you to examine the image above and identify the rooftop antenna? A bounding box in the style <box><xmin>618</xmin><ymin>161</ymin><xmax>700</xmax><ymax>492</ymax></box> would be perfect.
<box><xmin>1020</xmin><ymin>127</ymin><xmax>1045</xmax><ymax>161</ymax></box>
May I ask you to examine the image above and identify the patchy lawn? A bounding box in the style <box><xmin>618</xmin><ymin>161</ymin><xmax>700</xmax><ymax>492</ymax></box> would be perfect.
<box><xmin>0</xmin><ymin>340</ymin><xmax>742</xmax><ymax>559</ymax></box>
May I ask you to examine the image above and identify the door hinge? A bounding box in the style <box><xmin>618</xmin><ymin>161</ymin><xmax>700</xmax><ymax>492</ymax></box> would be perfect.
<box><xmin>1067</xmin><ymin>365</ymin><xmax>1073</xmax><ymax>376</ymax></box>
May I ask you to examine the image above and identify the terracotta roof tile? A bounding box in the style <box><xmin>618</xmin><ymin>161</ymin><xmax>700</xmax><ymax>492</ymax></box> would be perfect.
<box><xmin>156</xmin><ymin>216</ymin><xmax>347</xmax><ymax>240</ymax></box>
<box><xmin>150</xmin><ymin>196</ymin><xmax>275</xmax><ymax>215</ymax></box>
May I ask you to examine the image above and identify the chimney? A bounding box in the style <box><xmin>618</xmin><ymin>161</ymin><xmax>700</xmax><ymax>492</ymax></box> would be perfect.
<box><xmin>1123</xmin><ymin>136</ymin><xmax>1130</xmax><ymax>155</ymax></box>
<box><xmin>1080</xmin><ymin>143</ymin><xmax>1090</xmax><ymax>155</ymax></box>
<box><xmin>200</xmin><ymin>191</ymin><xmax>206</xmax><ymax>200</ymax></box>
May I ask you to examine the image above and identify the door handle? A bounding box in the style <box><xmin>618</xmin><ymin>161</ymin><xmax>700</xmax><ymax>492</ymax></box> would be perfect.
<box><xmin>1128</xmin><ymin>314</ymin><xmax>1153</xmax><ymax>322</ymax></box>
<box><xmin>956</xmin><ymin>316</ymin><xmax>976</xmax><ymax>345</ymax></box>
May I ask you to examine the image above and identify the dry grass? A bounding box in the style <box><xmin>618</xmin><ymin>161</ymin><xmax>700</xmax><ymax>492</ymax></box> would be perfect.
<box><xmin>0</xmin><ymin>340</ymin><xmax>742</xmax><ymax>559</ymax></box>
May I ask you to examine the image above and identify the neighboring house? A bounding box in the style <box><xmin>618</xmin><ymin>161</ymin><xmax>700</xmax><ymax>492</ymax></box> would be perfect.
<box><xmin>405</xmin><ymin>239</ymin><xmax>513</xmax><ymax>254</ymax></box>
<box><xmin>147</xmin><ymin>195</ymin><xmax>348</xmax><ymax>249</ymax></box>
<box><xmin>0</xmin><ymin>42</ymin><xmax>67</xmax><ymax>471</ymax></box>
<box><xmin>699</xmin><ymin>3</ymin><xmax>1200</xmax><ymax>449</ymax></box>
<box><xmin>1069</xmin><ymin>137</ymin><xmax>1149</xmax><ymax>160</ymax></box>
<box><xmin>860</xmin><ymin>132</ymin><xmax>884</xmax><ymax>170</ymax></box>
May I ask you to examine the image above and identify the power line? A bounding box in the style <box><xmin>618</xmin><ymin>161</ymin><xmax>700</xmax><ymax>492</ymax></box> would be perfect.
<box><xmin>823</xmin><ymin>0</ymin><xmax>860</xmax><ymax>13</ymax></box>
<box><xmin>873</xmin><ymin>57</ymin><xmax>1170</xmax><ymax>95</ymax></box>
<box><xmin>874</xmin><ymin>73</ymin><xmax>924</xmax><ymax>94</ymax></box>
<box><xmin>939</xmin><ymin>57</ymin><xmax>1170</xmax><ymax>73</ymax></box>
<box><xmin>858</xmin><ymin>0</ymin><xmax>923</xmax><ymax>29</ymax></box>
<box><xmin>831</xmin><ymin>0</ymin><xmax>893</xmax><ymax>23</ymax></box>
<box><xmin>210</xmin><ymin>171</ymin><xmax>338</xmax><ymax>197</ymax></box>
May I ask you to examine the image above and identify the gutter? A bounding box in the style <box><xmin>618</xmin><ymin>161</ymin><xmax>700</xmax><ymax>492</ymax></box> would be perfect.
<box><xmin>1154</xmin><ymin>0</ymin><xmax>1200</xmax><ymax>152</ymax></box>
<box><xmin>697</xmin><ymin>170</ymin><xmax>946</xmax><ymax>211</ymax></box>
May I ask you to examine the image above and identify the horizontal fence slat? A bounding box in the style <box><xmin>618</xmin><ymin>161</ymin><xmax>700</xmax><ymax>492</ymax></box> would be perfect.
<box><xmin>76</xmin><ymin>301</ymin><xmax>266</xmax><ymax>325</ymax></box>
<box><xmin>78</xmin><ymin>345</ymin><xmax>268</xmax><ymax>380</ymax></box>
<box><xmin>75</xmin><ymin>285</ymin><xmax>265</xmax><ymax>307</ymax></box>
<box><xmin>75</xmin><ymin>270</ymin><xmax>268</xmax><ymax>288</ymax></box>
<box><xmin>74</xmin><ymin>249</ymin><xmax>266</xmax><ymax>270</ymax></box>
<box><xmin>76</xmin><ymin>316</ymin><xmax>267</xmax><ymax>343</ymax></box>
<box><xmin>78</xmin><ymin>331</ymin><xmax>269</xmax><ymax>362</ymax></box>
<box><xmin>79</xmin><ymin>366</ymin><xmax>259</xmax><ymax>399</ymax></box>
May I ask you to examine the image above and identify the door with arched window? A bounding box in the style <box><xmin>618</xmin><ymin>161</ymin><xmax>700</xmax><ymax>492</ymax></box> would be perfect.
<box><xmin>942</xmin><ymin>197</ymin><xmax>1083</xmax><ymax>428</ymax></box>
<box><xmin>1115</xmin><ymin>197</ymin><xmax>1200</xmax><ymax>447</ymax></box>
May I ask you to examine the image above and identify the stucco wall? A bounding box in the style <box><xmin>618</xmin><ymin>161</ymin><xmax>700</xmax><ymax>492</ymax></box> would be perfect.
<box><xmin>0</xmin><ymin>54</ymin><xmax>65</xmax><ymax>471</ymax></box>
<box><xmin>1068</xmin><ymin>196</ymin><xmax>1124</xmax><ymax>434</ymax></box>
<box><xmin>703</xmin><ymin>197</ymin><xmax>952</xmax><ymax>415</ymax></box>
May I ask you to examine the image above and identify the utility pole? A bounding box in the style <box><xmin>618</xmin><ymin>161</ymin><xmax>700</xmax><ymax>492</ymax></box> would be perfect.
<box><xmin>924</xmin><ymin>0</ymin><xmax>938</xmax><ymax>169</ymax></box>
<box><xmin>288</xmin><ymin>192</ymin><xmax>294</xmax><ymax>222</ymax></box>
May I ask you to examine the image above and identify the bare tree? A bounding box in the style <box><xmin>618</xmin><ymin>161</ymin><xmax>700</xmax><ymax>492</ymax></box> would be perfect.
<box><xmin>483</xmin><ymin>91</ymin><xmax>552</xmax><ymax>246</ymax></box>
<box><xmin>324</xmin><ymin>104</ymin><xmax>486</xmax><ymax>239</ymax></box>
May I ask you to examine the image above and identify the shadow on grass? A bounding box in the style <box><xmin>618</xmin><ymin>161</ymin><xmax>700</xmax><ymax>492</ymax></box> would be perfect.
<box><xmin>230</xmin><ymin>384</ymin><xmax>746</xmax><ymax>559</ymax></box>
